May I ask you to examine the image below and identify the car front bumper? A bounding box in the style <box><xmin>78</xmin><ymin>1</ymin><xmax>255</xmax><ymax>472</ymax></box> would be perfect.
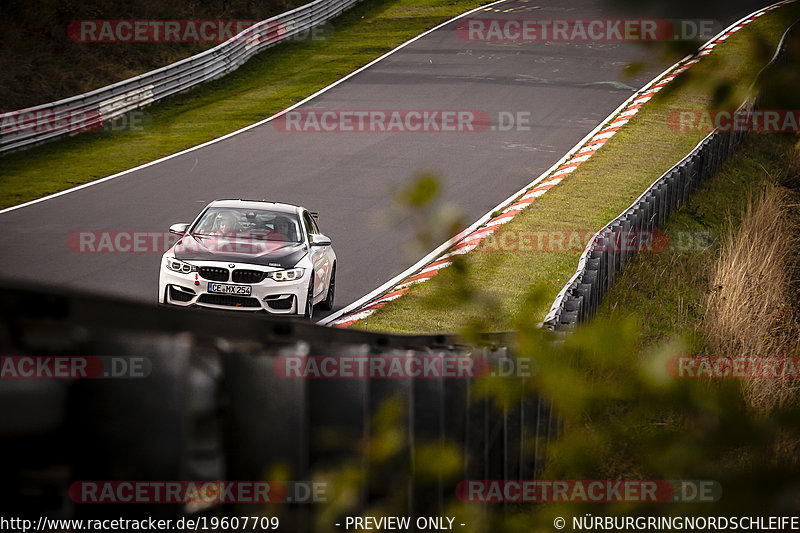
<box><xmin>158</xmin><ymin>259</ymin><xmax>310</xmax><ymax>315</ymax></box>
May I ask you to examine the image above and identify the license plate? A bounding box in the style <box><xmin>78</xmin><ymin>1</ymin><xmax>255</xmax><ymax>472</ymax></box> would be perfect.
<box><xmin>208</xmin><ymin>282</ymin><xmax>252</xmax><ymax>296</ymax></box>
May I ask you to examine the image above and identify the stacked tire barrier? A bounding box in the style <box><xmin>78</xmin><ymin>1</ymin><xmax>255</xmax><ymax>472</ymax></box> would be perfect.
<box><xmin>0</xmin><ymin>0</ymin><xmax>360</xmax><ymax>154</ymax></box>
<box><xmin>543</xmin><ymin>20</ymin><xmax>798</xmax><ymax>333</ymax></box>
<box><xmin>0</xmin><ymin>283</ymin><xmax>556</xmax><ymax>525</ymax></box>
<box><xmin>542</xmin><ymin>125</ymin><xmax>745</xmax><ymax>332</ymax></box>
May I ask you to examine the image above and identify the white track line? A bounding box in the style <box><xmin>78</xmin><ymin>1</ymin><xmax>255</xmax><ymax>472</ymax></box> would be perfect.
<box><xmin>321</xmin><ymin>0</ymin><xmax>797</xmax><ymax>326</ymax></box>
<box><xmin>318</xmin><ymin>49</ymin><xmax>685</xmax><ymax>325</ymax></box>
<box><xmin>0</xmin><ymin>0</ymin><xmax>510</xmax><ymax>217</ymax></box>
<box><xmin>542</xmin><ymin>0</ymin><xmax>797</xmax><ymax>326</ymax></box>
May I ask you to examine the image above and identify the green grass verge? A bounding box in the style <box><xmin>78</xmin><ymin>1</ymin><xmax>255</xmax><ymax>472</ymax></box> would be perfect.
<box><xmin>595</xmin><ymin>131</ymin><xmax>800</xmax><ymax>351</ymax></box>
<box><xmin>524</xmin><ymin>134</ymin><xmax>800</xmax><ymax>525</ymax></box>
<box><xmin>0</xmin><ymin>0</ymin><xmax>492</xmax><ymax>209</ymax></box>
<box><xmin>357</xmin><ymin>2</ymin><xmax>800</xmax><ymax>334</ymax></box>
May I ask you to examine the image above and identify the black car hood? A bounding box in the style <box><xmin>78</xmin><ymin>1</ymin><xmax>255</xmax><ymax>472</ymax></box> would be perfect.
<box><xmin>172</xmin><ymin>234</ymin><xmax>308</xmax><ymax>269</ymax></box>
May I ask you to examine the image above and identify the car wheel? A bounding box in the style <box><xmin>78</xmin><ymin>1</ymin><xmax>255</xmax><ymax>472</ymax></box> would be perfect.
<box><xmin>317</xmin><ymin>264</ymin><xmax>335</xmax><ymax>311</ymax></box>
<box><xmin>303</xmin><ymin>279</ymin><xmax>314</xmax><ymax>319</ymax></box>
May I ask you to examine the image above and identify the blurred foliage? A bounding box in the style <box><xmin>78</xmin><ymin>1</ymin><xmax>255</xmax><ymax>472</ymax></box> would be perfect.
<box><xmin>519</xmin><ymin>317</ymin><xmax>800</xmax><ymax>528</ymax></box>
<box><xmin>5</xmin><ymin>0</ymin><xmax>798</xmax><ymax>527</ymax></box>
<box><xmin>393</xmin><ymin>172</ymin><xmax>466</xmax><ymax>254</ymax></box>
<box><xmin>298</xmin><ymin>300</ymin><xmax>800</xmax><ymax>530</ymax></box>
<box><xmin>307</xmin><ymin>25</ymin><xmax>800</xmax><ymax>522</ymax></box>
<box><xmin>305</xmin><ymin>169</ymin><xmax>800</xmax><ymax>530</ymax></box>
<box><xmin>390</xmin><ymin>172</ymin><xmax>509</xmax><ymax>336</ymax></box>
<box><xmin>614</xmin><ymin>0</ymin><xmax>800</xmax><ymax>112</ymax></box>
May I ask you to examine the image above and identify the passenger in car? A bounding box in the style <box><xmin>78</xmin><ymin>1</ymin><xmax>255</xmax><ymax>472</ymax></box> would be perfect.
<box><xmin>267</xmin><ymin>217</ymin><xmax>292</xmax><ymax>241</ymax></box>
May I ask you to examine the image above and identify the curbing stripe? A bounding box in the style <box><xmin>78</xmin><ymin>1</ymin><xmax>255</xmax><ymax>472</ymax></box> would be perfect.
<box><xmin>325</xmin><ymin>0</ymin><xmax>796</xmax><ymax>328</ymax></box>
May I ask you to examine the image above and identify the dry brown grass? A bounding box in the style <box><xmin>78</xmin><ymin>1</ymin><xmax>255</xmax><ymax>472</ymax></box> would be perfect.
<box><xmin>704</xmin><ymin>149</ymin><xmax>800</xmax><ymax>413</ymax></box>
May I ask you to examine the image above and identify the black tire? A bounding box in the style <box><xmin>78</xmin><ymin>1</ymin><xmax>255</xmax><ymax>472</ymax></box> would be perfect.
<box><xmin>303</xmin><ymin>278</ymin><xmax>314</xmax><ymax>319</ymax></box>
<box><xmin>317</xmin><ymin>264</ymin><xmax>336</xmax><ymax>311</ymax></box>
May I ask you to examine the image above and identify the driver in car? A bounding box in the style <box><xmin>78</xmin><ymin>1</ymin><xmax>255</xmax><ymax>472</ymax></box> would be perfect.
<box><xmin>212</xmin><ymin>213</ymin><xmax>238</xmax><ymax>235</ymax></box>
<box><xmin>267</xmin><ymin>217</ymin><xmax>291</xmax><ymax>242</ymax></box>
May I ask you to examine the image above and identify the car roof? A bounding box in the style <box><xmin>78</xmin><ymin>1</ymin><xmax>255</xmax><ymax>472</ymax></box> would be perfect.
<box><xmin>208</xmin><ymin>199</ymin><xmax>302</xmax><ymax>215</ymax></box>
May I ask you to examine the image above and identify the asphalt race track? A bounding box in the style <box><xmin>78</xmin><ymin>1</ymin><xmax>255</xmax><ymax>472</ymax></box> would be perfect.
<box><xmin>0</xmin><ymin>0</ymin><xmax>771</xmax><ymax>321</ymax></box>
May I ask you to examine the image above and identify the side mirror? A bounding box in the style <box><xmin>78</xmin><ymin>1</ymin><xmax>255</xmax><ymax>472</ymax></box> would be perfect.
<box><xmin>310</xmin><ymin>233</ymin><xmax>331</xmax><ymax>247</ymax></box>
<box><xmin>169</xmin><ymin>223</ymin><xmax>190</xmax><ymax>235</ymax></box>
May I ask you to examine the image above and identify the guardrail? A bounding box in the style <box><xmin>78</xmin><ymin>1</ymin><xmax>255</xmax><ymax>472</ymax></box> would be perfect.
<box><xmin>543</xmin><ymin>20</ymin><xmax>799</xmax><ymax>332</ymax></box>
<box><xmin>0</xmin><ymin>0</ymin><xmax>360</xmax><ymax>154</ymax></box>
<box><xmin>0</xmin><ymin>283</ymin><xmax>556</xmax><ymax>522</ymax></box>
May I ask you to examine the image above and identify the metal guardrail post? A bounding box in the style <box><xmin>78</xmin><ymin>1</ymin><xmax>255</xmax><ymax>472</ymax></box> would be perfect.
<box><xmin>1</xmin><ymin>283</ymin><xmax>560</xmax><ymax>520</ymax></box>
<box><xmin>543</xmin><ymin>19</ymin><xmax>799</xmax><ymax>333</ymax></box>
<box><xmin>411</xmin><ymin>351</ymin><xmax>446</xmax><ymax>515</ymax></box>
<box><xmin>223</xmin><ymin>348</ymin><xmax>309</xmax><ymax>519</ymax></box>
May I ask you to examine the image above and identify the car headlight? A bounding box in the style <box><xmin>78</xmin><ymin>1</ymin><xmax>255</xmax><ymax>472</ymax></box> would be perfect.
<box><xmin>266</xmin><ymin>268</ymin><xmax>305</xmax><ymax>282</ymax></box>
<box><xmin>165</xmin><ymin>257</ymin><xmax>198</xmax><ymax>274</ymax></box>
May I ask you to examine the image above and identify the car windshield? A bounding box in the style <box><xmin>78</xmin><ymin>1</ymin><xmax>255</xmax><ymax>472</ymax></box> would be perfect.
<box><xmin>191</xmin><ymin>207</ymin><xmax>302</xmax><ymax>243</ymax></box>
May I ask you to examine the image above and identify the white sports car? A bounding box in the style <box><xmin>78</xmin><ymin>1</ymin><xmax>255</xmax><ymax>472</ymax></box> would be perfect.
<box><xmin>158</xmin><ymin>199</ymin><xmax>336</xmax><ymax>318</ymax></box>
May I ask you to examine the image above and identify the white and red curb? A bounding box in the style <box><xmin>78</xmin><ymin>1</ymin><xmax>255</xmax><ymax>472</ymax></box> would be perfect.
<box><xmin>322</xmin><ymin>0</ymin><xmax>795</xmax><ymax>328</ymax></box>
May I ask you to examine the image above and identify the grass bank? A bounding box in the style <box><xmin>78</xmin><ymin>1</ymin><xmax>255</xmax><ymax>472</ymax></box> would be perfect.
<box><xmin>357</xmin><ymin>2</ymin><xmax>800</xmax><ymax>334</ymax></box>
<box><xmin>519</xmin><ymin>134</ymin><xmax>800</xmax><ymax>528</ymax></box>
<box><xmin>314</xmin><ymin>135</ymin><xmax>800</xmax><ymax>532</ymax></box>
<box><xmin>596</xmin><ymin>131</ymin><xmax>800</xmax><ymax>407</ymax></box>
<box><xmin>501</xmin><ymin>132</ymin><xmax>800</xmax><ymax>530</ymax></box>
